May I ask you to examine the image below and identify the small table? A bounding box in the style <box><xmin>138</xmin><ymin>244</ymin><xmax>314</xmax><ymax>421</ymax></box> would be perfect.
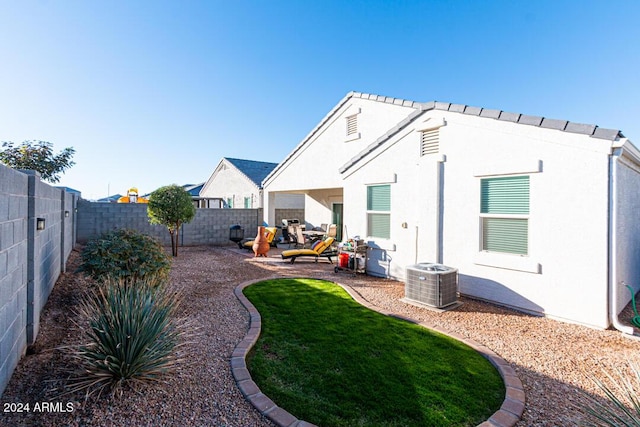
<box><xmin>302</xmin><ymin>230</ymin><xmax>325</xmax><ymax>243</ymax></box>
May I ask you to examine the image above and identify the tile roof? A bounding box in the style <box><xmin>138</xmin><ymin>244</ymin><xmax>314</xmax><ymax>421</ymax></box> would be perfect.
<box><xmin>338</xmin><ymin>92</ymin><xmax>625</xmax><ymax>175</ymax></box>
<box><xmin>182</xmin><ymin>183</ymin><xmax>204</xmax><ymax>197</ymax></box>
<box><xmin>225</xmin><ymin>158</ymin><xmax>278</xmax><ymax>188</ymax></box>
<box><xmin>55</xmin><ymin>186</ymin><xmax>82</xmax><ymax>196</ymax></box>
<box><xmin>97</xmin><ymin>194</ymin><xmax>122</xmax><ymax>203</ymax></box>
<box><xmin>351</xmin><ymin>92</ymin><xmax>624</xmax><ymax>141</ymax></box>
<box><xmin>266</xmin><ymin>91</ymin><xmax>625</xmax><ymax>183</ymax></box>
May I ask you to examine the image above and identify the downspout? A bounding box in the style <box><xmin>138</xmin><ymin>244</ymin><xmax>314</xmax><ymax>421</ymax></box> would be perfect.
<box><xmin>609</xmin><ymin>147</ymin><xmax>634</xmax><ymax>335</ymax></box>
<box><xmin>414</xmin><ymin>226</ymin><xmax>419</xmax><ymax>264</ymax></box>
<box><xmin>435</xmin><ymin>155</ymin><xmax>446</xmax><ymax>264</ymax></box>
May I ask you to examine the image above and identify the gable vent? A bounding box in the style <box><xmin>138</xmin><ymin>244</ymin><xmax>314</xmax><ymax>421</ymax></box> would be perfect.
<box><xmin>346</xmin><ymin>114</ymin><xmax>358</xmax><ymax>136</ymax></box>
<box><xmin>420</xmin><ymin>129</ymin><xmax>439</xmax><ymax>156</ymax></box>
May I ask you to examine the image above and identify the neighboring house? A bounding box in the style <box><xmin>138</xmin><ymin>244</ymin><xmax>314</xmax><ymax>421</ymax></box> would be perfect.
<box><xmin>181</xmin><ymin>182</ymin><xmax>224</xmax><ymax>208</ymax></box>
<box><xmin>200</xmin><ymin>157</ymin><xmax>303</xmax><ymax>209</ymax></box>
<box><xmin>183</xmin><ymin>183</ymin><xmax>204</xmax><ymax>196</ymax></box>
<box><xmin>96</xmin><ymin>194</ymin><xmax>122</xmax><ymax>203</ymax></box>
<box><xmin>56</xmin><ymin>186</ymin><xmax>82</xmax><ymax>198</ymax></box>
<box><xmin>262</xmin><ymin>91</ymin><xmax>640</xmax><ymax>331</ymax></box>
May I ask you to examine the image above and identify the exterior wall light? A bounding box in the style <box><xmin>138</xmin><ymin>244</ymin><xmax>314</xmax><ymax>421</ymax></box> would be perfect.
<box><xmin>36</xmin><ymin>218</ymin><xmax>46</xmax><ymax>231</ymax></box>
<box><xmin>65</xmin><ymin>211</ymin><xmax>70</xmax><ymax>217</ymax></box>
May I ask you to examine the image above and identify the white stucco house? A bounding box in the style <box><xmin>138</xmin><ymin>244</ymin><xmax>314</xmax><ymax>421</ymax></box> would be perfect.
<box><xmin>200</xmin><ymin>157</ymin><xmax>303</xmax><ymax>209</ymax></box>
<box><xmin>262</xmin><ymin>91</ymin><xmax>640</xmax><ymax>331</ymax></box>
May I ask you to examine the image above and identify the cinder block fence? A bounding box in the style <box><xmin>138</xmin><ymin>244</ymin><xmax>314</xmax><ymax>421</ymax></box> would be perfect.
<box><xmin>75</xmin><ymin>200</ymin><xmax>304</xmax><ymax>246</ymax></box>
<box><xmin>0</xmin><ymin>167</ymin><xmax>77</xmax><ymax>395</ymax></box>
<box><xmin>76</xmin><ymin>200</ymin><xmax>263</xmax><ymax>245</ymax></box>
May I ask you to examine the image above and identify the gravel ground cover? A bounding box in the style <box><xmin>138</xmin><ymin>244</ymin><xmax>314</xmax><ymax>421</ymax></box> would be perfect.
<box><xmin>1</xmin><ymin>245</ymin><xmax>640</xmax><ymax>426</ymax></box>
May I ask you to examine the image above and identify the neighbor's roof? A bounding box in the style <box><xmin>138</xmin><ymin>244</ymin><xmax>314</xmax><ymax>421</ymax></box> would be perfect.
<box><xmin>265</xmin><ymin>91</ymin><xmax>625</xmax><ymax>182</ymax></box>
<box><xmin>96</xmin><ymin>194</ymin><xmax>122</xmax><ymax>203</ymax></box>
<box><xmin>56</xmin><ymin>186</ymin><xmax>82</xmax><ymax>195</ymax></box>
<box><xmin>182</xmin><ymin>183</ymin><xmax>204</xmax><ymax>197</ymax></box>
<box><xmin>225</xmin><ymin>158</ymin><xmax>278</xmax><ymax>188</ymax></box>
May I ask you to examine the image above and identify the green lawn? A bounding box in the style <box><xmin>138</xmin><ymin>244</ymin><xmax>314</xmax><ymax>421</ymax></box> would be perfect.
<box><xmin>244</xmin><ymin>278</ymin><xmax>504</xmax><ymax>427</ymax></box>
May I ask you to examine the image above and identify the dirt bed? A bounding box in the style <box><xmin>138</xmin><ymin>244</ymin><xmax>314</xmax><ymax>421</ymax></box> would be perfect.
<box><xmin>1</xmin><ymin>245</ymin><xmax>639</xmax><ymax>426</ymax></box>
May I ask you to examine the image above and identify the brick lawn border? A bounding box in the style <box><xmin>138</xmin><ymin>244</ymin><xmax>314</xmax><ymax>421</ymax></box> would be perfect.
<box><xmin>232</xmin><ymin>277</ymin><xmax>525</xmax><ymax>427</ymax></box>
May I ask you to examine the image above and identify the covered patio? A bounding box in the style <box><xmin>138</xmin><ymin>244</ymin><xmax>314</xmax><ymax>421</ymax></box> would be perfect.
<box><xmin>265</xmin><ymin>188</ymin><xmax>345</xmax><ymax>242</ymax></box>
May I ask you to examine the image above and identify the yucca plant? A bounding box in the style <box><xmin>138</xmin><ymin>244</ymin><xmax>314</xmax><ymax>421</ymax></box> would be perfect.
<box><xmin>70</xmin><ymin>277</ymin><xmax>185</xmax><ymax>397</ymax></box>
<box><xmin>582</xmin><ymin>360</ymin><xmax>640</xmax><ymax>426</ymax></box>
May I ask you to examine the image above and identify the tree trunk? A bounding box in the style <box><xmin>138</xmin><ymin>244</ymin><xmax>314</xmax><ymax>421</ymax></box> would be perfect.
<box><xmin>174</xmin><ymin>222</ymin><xmax>180</xmax><ymax>257</ymax></box>
<box><xmin>168</xmin><ymin>228</ymin><xmax>178</xmax><ymax>257</ymax></box>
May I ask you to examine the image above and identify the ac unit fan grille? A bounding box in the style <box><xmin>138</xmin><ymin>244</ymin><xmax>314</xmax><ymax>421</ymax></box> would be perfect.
<box><xmin>405</xmin><ymin>265</ymin><xmax>458</xmax><ymax>308</ymax></box>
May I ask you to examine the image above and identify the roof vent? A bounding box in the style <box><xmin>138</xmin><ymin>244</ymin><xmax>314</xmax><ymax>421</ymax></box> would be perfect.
<box><xmin>420</xmin><ymin>129</ymin><xmax>439</xmax><ymax>156</ymax></box>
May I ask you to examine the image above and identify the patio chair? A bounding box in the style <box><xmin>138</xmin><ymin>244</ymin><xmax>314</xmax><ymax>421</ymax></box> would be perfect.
<box><xmin>294</xmin><ymin>226</ymin><xmax>308</xmax><ymax>249</ymax></box>
<box><xmin>285</xmin><ymin>224</ymin><xmax>299</xmax><ymax>247</ymax></box>
<box><xmin>281</xmin><ymin>237</ymin><xmax>337</xmax><ymax>264</ymax></box>
<box><xmin>240</xmin><ymin>227</ymin><xmax>278</xmax><ymax>250</ymax></box>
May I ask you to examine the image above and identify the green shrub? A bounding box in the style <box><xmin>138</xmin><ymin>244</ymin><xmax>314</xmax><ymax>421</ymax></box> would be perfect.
<box><xmin>78</xmin><ymin>229</ymin><xmax>170</xmax><ymax>283</ymax></box>
<box><xmin>71</xmin><ymin>277</ymin><xmax>184</xmax><ymax>396</ymax></box>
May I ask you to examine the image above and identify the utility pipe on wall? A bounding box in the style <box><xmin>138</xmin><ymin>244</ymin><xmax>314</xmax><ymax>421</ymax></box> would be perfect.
<box><xmin>609</xmin><ymin>147</ymin><xmax>634</xmax><ymax>335</ymax></box>
<box><xmin>435</xmin><ymin>155</ymin><xmax>446</xmax><ymax>264</ymax></box>
<box><xmin>414</xmin><ymin>226</ymin><xmax>419</xmax><ymax>265</ymax></box>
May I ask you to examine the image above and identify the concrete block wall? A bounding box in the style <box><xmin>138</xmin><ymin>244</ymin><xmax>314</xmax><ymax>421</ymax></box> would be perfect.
<box><xmin>179</xmin><ymin>208</ymin><xmax>262</xmax><ymax>245</ymax></box>
<box><xmin>27</xmin><ymin>174</ymin><xmax>76</xmax><ymax>344</ymax></box>
<box><xmin>0</xmin><ymin>167</ymin><xmax>77</xmax><ymax>396</ymax></box>
<box><xmin>76</xmin><ymin>200</ymin><xmax>168</xmax><ymax>244</ymax></box>
<box><xmin>274</xmin><ymin>208</ymin><xmax>305</xmax><ymax>227</ymax></box>
<box><xmin>0</xmin><ymin>166</ymin><xmax>28</xmax><ymax>397</ymax></box>
<box><xmin>77</xmin><ymin>201</ymin><xmax>266</xmax><ymax>246</ymax></box>
<box><xmin>62</xmin><ymin>191</ymin><xmax>76</xmax><ymax>271</ymax></box>
<box><xmin>77</xmin><ymin>204</ymin><xmax>307</xmax><ymax>247</ymax></box>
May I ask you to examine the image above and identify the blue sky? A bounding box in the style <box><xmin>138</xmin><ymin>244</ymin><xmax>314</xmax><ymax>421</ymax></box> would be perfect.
<box><xmin>1</xmin><ymin>1</ymin><xmax>638</xmax><ymax>200</ymax></box>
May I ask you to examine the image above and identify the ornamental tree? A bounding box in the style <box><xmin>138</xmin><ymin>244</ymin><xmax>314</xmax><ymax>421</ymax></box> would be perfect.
<box><xmin>147</xmin><ymin>185</ymin><xmax>195</xmax><ymax>257</ymax></box>
<box><xmin>0</xmin><ymin>140</ymin><xmax>75</xmax><ymax>183</ymax></box>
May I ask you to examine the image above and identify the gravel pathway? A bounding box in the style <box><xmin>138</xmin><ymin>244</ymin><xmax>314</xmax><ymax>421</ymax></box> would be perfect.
<box><xmin>2</xmin><ymin>245</ymin><xmax>639</xmax><ymax>426</ymax></box>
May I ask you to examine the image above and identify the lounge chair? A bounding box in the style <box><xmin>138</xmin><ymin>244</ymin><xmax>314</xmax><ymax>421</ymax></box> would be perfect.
<box><xmin>240</xmin><ymin>227</ymin><xmax>278</xmax><ymax>250</ymax></box>
<box><xmin>281</xmin><ymin>237</ymin><xmax>337</xmax><ymax>264</ymax></box>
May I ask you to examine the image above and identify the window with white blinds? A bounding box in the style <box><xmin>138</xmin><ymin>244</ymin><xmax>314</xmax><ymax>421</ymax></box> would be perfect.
<box><xmin>420</xmin><ymin>129</ymin><xmax>439</xmax><ymax>155</ymax></box>
<box><xmin>480</xmin><ymin>175</ymin><xmax>529</xmax><ymax>255</ymax></box>
<box><xmin>367</xmin><ymin>185</ymin><xmax>390</xmax><ymax>239</ymax></box>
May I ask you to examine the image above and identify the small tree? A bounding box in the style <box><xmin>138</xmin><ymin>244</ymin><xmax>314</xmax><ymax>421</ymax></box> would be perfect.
<box><xmin>147</xmin><ymin>185</ymin><xmax>195</xmax><ymax>257</ymax></box>
<box><xmin>0</xmin><ymin>140</ymin><xmax>75</xmax><ymax>183</ymax></box>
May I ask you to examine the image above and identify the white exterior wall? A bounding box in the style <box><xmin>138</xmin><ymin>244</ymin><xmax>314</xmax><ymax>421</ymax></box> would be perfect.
<box><xmin>303</xmin><ymin>190</ymin><xmax>343</xmax><ymax>230</ymax></box>
<box><xmin>613</xmin><ymin>148</ymin><xmax>640</xmax><ymax>314</ymax></box>
<box><xmin>274</xmin><ymin>193</ymin><xmax>304</xmax><ymax>209</ymax></box>
<box><xmin>263</xmin><ymin>96</ymin><xmax>416</xmax><ymax>225</ymax></box>
<box><xmin>342</xmin><ymin>110</ymin><xmax>615</xmax><ymax>328</ymax></box>
<box><xmin>265</xmin><ymin>98</ymin><xmax>415</xmax><ymax>192</ymax></box>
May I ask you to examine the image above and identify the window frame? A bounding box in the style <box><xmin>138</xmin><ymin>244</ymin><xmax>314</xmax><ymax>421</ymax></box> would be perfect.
<box><xmin>479</xmin><ymin>175</ymin><xmax>530</xmax><ymax>256</ymax></box>
<box><xmin>366</xmin><ymin>184</ymin><xmax>391</xmax><ymax>239</ymax></box>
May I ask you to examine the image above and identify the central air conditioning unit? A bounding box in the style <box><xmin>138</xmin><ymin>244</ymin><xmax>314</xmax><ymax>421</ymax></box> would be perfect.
<box><xmin>404</xmin><ymin>263</ymin><xmax>458</xmax><ymax>308</ymax></box>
